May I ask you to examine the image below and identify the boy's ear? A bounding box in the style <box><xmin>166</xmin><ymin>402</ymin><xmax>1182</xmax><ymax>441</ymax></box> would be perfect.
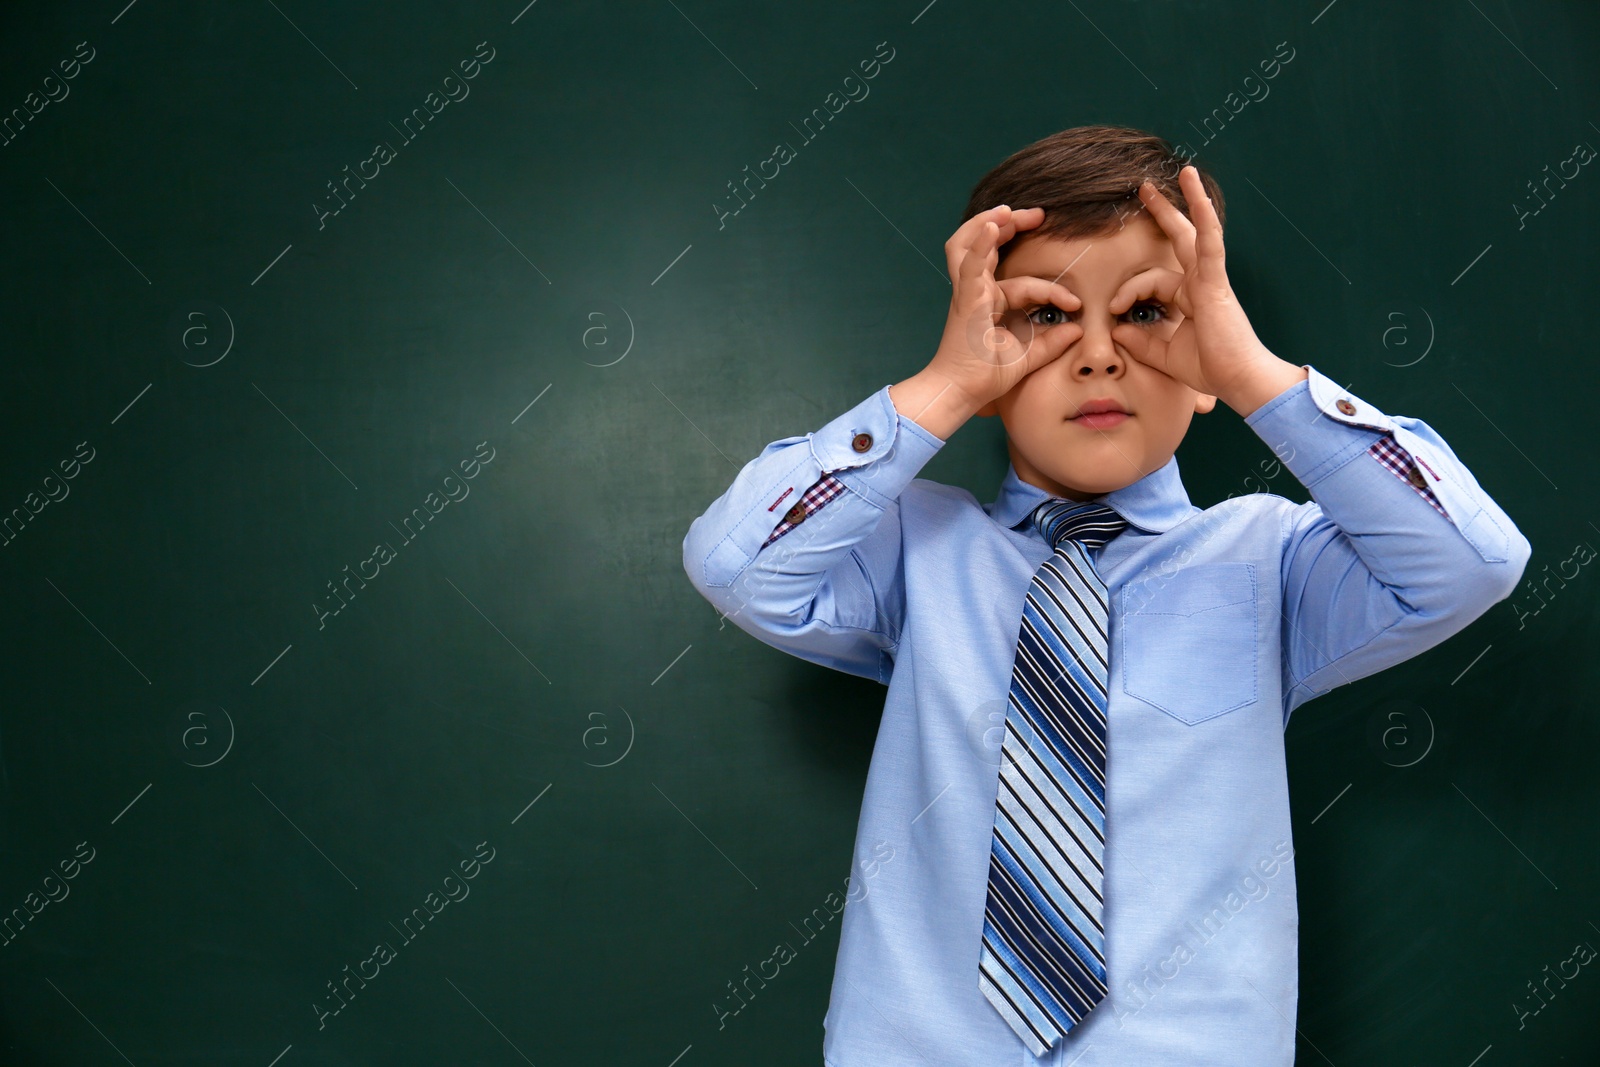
<box><xmin>1194</xmin><ymin>392</ymin><xmax>1218</xmax><ymax>415</ymax></box>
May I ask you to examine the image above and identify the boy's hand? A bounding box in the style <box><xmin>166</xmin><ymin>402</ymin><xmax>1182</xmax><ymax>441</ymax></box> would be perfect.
<box><xmin>1109</xmin><ymin>166</ymin><xmax>1290</xmax><ymax>409</ymax></box>
<box><xmin>927</xmin><ymin>205</ymin><xmax>1083</xmax><ymax>408</ymax></box>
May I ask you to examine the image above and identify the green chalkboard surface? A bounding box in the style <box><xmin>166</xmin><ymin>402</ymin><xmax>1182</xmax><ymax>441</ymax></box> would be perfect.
<box><xmin>1</xmin><ymin>1</ymin><xmax>1596</xmax><ymax>1063</ymax></box>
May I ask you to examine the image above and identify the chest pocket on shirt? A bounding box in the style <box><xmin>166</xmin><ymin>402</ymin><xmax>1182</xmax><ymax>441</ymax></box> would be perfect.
<box><xmin>1118</xmin><ymin>562</ymin><xmax>1258</xmax><ymax>724</ymax></box>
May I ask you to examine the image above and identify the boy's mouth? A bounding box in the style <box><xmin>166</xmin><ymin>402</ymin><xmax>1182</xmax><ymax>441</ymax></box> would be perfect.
<box><xmin>1068</xmin><ymin>398</ymin><xmax>1130</xmax><ymax>429</ymax></box>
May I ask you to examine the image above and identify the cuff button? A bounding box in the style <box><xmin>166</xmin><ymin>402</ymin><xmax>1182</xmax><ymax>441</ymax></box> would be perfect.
<box><xmin>851</xmin><ymin>432</ymin><xmax>874</xmax><ymax>453</ymax></box>
<box><xmin>1335</xmin><ymin>398</ymin><xmax>1357</xmax><ymax>415</ymax></box>
<box><xmin>784</xmin><ymin>503</ymin><xmax>807</xmax><ymax>524</ymax></box>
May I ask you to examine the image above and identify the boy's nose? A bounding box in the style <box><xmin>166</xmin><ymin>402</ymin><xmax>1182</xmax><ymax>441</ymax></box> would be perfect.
<box><xmin>1066</xmin><ymin>320</ymin><xmax>1125</xmax><ymax>378</ymax></box>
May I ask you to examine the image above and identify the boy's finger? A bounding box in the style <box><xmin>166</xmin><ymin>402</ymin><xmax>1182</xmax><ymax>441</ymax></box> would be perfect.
<box><xmin>1110</xmin><ymin>322</ymin><xmax>1153</xmax><ymax>365</ymax></box>
<box><xmin>944</xmin><ymin>211</ymin><xmax>989</xmax><ymax>281</ymax></box>
<box><xmin>948</xmin><ymin>212</ymin><xmax>1001</xmax><ymax>296</ymax></box>
<box><xmin>953</xmin><ymin>220</ymin><xmax>998</xmax><ymax>309</ymax></box>
<box><xmin>946</xmin><ymin>205</ymin><xmax>1012</xmax><ymax>259</ymax></box>
<box><xmin>944</xmin><ymin>205</ymin><xmax>1043</xmax><ymax>278</ymax></box>
<box><xmin>993</xmin><ymin>206</ymin><xmax>1045</xmax><ymax>246</ymax></box>
<box><xmin>995</xmin><ymin>275</ymin><xmax>1081</xmax><ymax>314</ymax></box>
<box><xmin>1179</xmin><ymin>166</ymin><xmax>1227</xmax><ymax>282</ymax></box>
<box><xmin>1107</xmin><ymin>266</ymin><xmax>1185</xmax><ymax>316</ymax></box>
<box><xmin>976</xmin><ymin>204</ymin><xmax>1045</xmax><ymax>247</ymax></box>
<box><xmin>1178</xmin><ymin>166</ymin><xmax>1219</xmax><ymax>229</ymax></box>
<box><xmin>991</xmin><ymin>277</ymin><xmax>1079</xmax><ymax>351</ymax></box>
<box><xmin>1136</xmin><ymin>179</ymin><xmax>1198</xmax><ymax>272</ymax></box>
<box><xmin>1135</xmin><ymin>180</ymin><xmax>1190</xmax><ymax>234</ymax></box>
<box><xmin>1012</xmin><ymin>318</ymin><xmax>1082</xmax><ymax>376</ymax></box>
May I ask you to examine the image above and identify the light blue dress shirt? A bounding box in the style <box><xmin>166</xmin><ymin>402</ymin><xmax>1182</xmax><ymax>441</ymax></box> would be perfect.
<box><xmin>682</xmin><ymin>365</ymin><xmax>1529</xmax><ymax>1066</ymax></box>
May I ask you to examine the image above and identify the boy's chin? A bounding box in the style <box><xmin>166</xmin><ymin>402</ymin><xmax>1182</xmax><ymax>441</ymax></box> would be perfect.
<box><xmin>1026</xmin><ymin>464</ymin><xmax>1146</xmax><ymax>500</ymax></box>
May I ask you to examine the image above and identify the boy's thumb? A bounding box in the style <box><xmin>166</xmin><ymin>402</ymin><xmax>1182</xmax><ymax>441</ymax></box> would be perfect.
<box><xmin>1039</xmin><ymin>322</ymin><xmax>1080</xmax><ymax>363</ymax></box>
<box><xmin>1013</xmin><ymin>323</ymin><xmax>1075</xmax><ymax>378</ymax></box>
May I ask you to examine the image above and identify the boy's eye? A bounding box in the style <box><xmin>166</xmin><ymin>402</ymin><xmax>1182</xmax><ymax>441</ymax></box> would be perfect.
<box><xmin>1022</xmin><ymin>301</ymin><xmax>1168</xmax><ymax>327</ymax></box>
<box><xmin>1024</xmin><ymin>305</ymin><xmax>1071</xmax><ymax>327</ymax></box>
<box><xmin>1125</xmin><ymin>301</ymin><xmax>1167</xmax><ymax>325</ymax></box>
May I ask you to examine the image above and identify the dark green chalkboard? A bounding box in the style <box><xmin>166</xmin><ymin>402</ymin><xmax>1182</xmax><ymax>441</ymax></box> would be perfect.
<box><xmin>1</xmin><ymin>1</ymin><xmax>1596</xmax><ymax>1063</ymax></box>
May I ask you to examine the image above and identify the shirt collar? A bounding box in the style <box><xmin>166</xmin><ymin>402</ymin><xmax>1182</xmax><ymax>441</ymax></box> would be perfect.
<box><xmin>986</xmin><ymin>453</ymin><xmax>1199</xmax><ymax>536</ymax></box>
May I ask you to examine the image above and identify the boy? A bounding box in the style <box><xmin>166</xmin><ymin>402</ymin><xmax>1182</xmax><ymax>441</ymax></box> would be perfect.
<box><xmin>681</xmin><ymin>126</ymin><xmax>1529</xmax><ymax>1066</ymax></box>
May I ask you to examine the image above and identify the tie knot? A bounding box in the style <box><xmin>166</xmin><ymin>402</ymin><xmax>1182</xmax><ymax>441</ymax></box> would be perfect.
<box><xmin>1030</xmin><ymin>499</ymin><xmax>1128</xmax><ymax>551</ymax></box>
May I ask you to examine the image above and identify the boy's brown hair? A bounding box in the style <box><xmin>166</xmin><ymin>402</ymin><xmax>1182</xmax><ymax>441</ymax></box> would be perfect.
<box><xmin>962</xmin><ymin>125</ymin><xmax>1227</xmax><ymax>265</ymax></box>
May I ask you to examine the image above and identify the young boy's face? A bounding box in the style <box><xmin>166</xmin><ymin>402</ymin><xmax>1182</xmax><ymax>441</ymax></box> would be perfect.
<box><xmin>978</xmin><ymin>213</ymin><xmax>1217</xmax><ymax>501</ymax></box>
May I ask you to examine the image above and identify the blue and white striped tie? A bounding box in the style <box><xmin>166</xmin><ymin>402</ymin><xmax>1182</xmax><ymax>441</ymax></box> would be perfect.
<box><xmin>979</xmin><ymin>498</ymin><xmax>1128</xmax><ymax>1055</ymax></box>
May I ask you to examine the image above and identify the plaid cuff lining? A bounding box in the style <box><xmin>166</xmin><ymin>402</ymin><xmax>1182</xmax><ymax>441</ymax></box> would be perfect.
<box><xmin>761</xmin><ymin>471</ymin><xmax>849</xmax><ymax>548</ymax></box>
<box><xmin>1369</xmin><ymin>434</ymin><xmax>1449</xmax><ymax>520</ymax></box>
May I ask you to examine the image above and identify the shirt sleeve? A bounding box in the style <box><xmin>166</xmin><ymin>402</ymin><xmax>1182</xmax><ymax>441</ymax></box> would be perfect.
<box><xmin>1242</xmin><ymin>364</ymin><xmax>1532</xmax><ymax>721</ymax></box>
<box><xmin>681</xmin><ymin>384</ymin><xmax>946</xmax><ymax>684</ymax></box>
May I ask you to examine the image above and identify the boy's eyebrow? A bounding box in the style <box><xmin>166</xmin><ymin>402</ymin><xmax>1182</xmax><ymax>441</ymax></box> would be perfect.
<box><xmin>1013</xmin><ymin>261</ymin><xmax>1168</xmax><ymax>286</ymax></box>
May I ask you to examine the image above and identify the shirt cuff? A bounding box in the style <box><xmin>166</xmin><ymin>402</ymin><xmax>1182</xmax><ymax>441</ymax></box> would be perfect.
<box><xmin>756</xmin><ymin>384</ymin><xmax>944</xmax><ymax>548</ymax></box>
<box><xmin>1244</xmin><ymin>364</ymin><xmax>1519</xmax><ymax>560</ymax></box>
<box><xmin>1243</xmin><ymin>365</ymin><xmax>1389</xmax><ymax>487</ymax></box>
<box><xmin>812</xmin><ymin>384</ymin><xmax>946</xmax><ymax>509</ymax></box>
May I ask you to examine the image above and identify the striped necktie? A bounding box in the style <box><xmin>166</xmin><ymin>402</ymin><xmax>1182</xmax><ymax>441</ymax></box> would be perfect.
<box><xmin>979</xmin><ymin>498</ymin><xmax>1128</xmax><ymax>1055</ymax></box>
